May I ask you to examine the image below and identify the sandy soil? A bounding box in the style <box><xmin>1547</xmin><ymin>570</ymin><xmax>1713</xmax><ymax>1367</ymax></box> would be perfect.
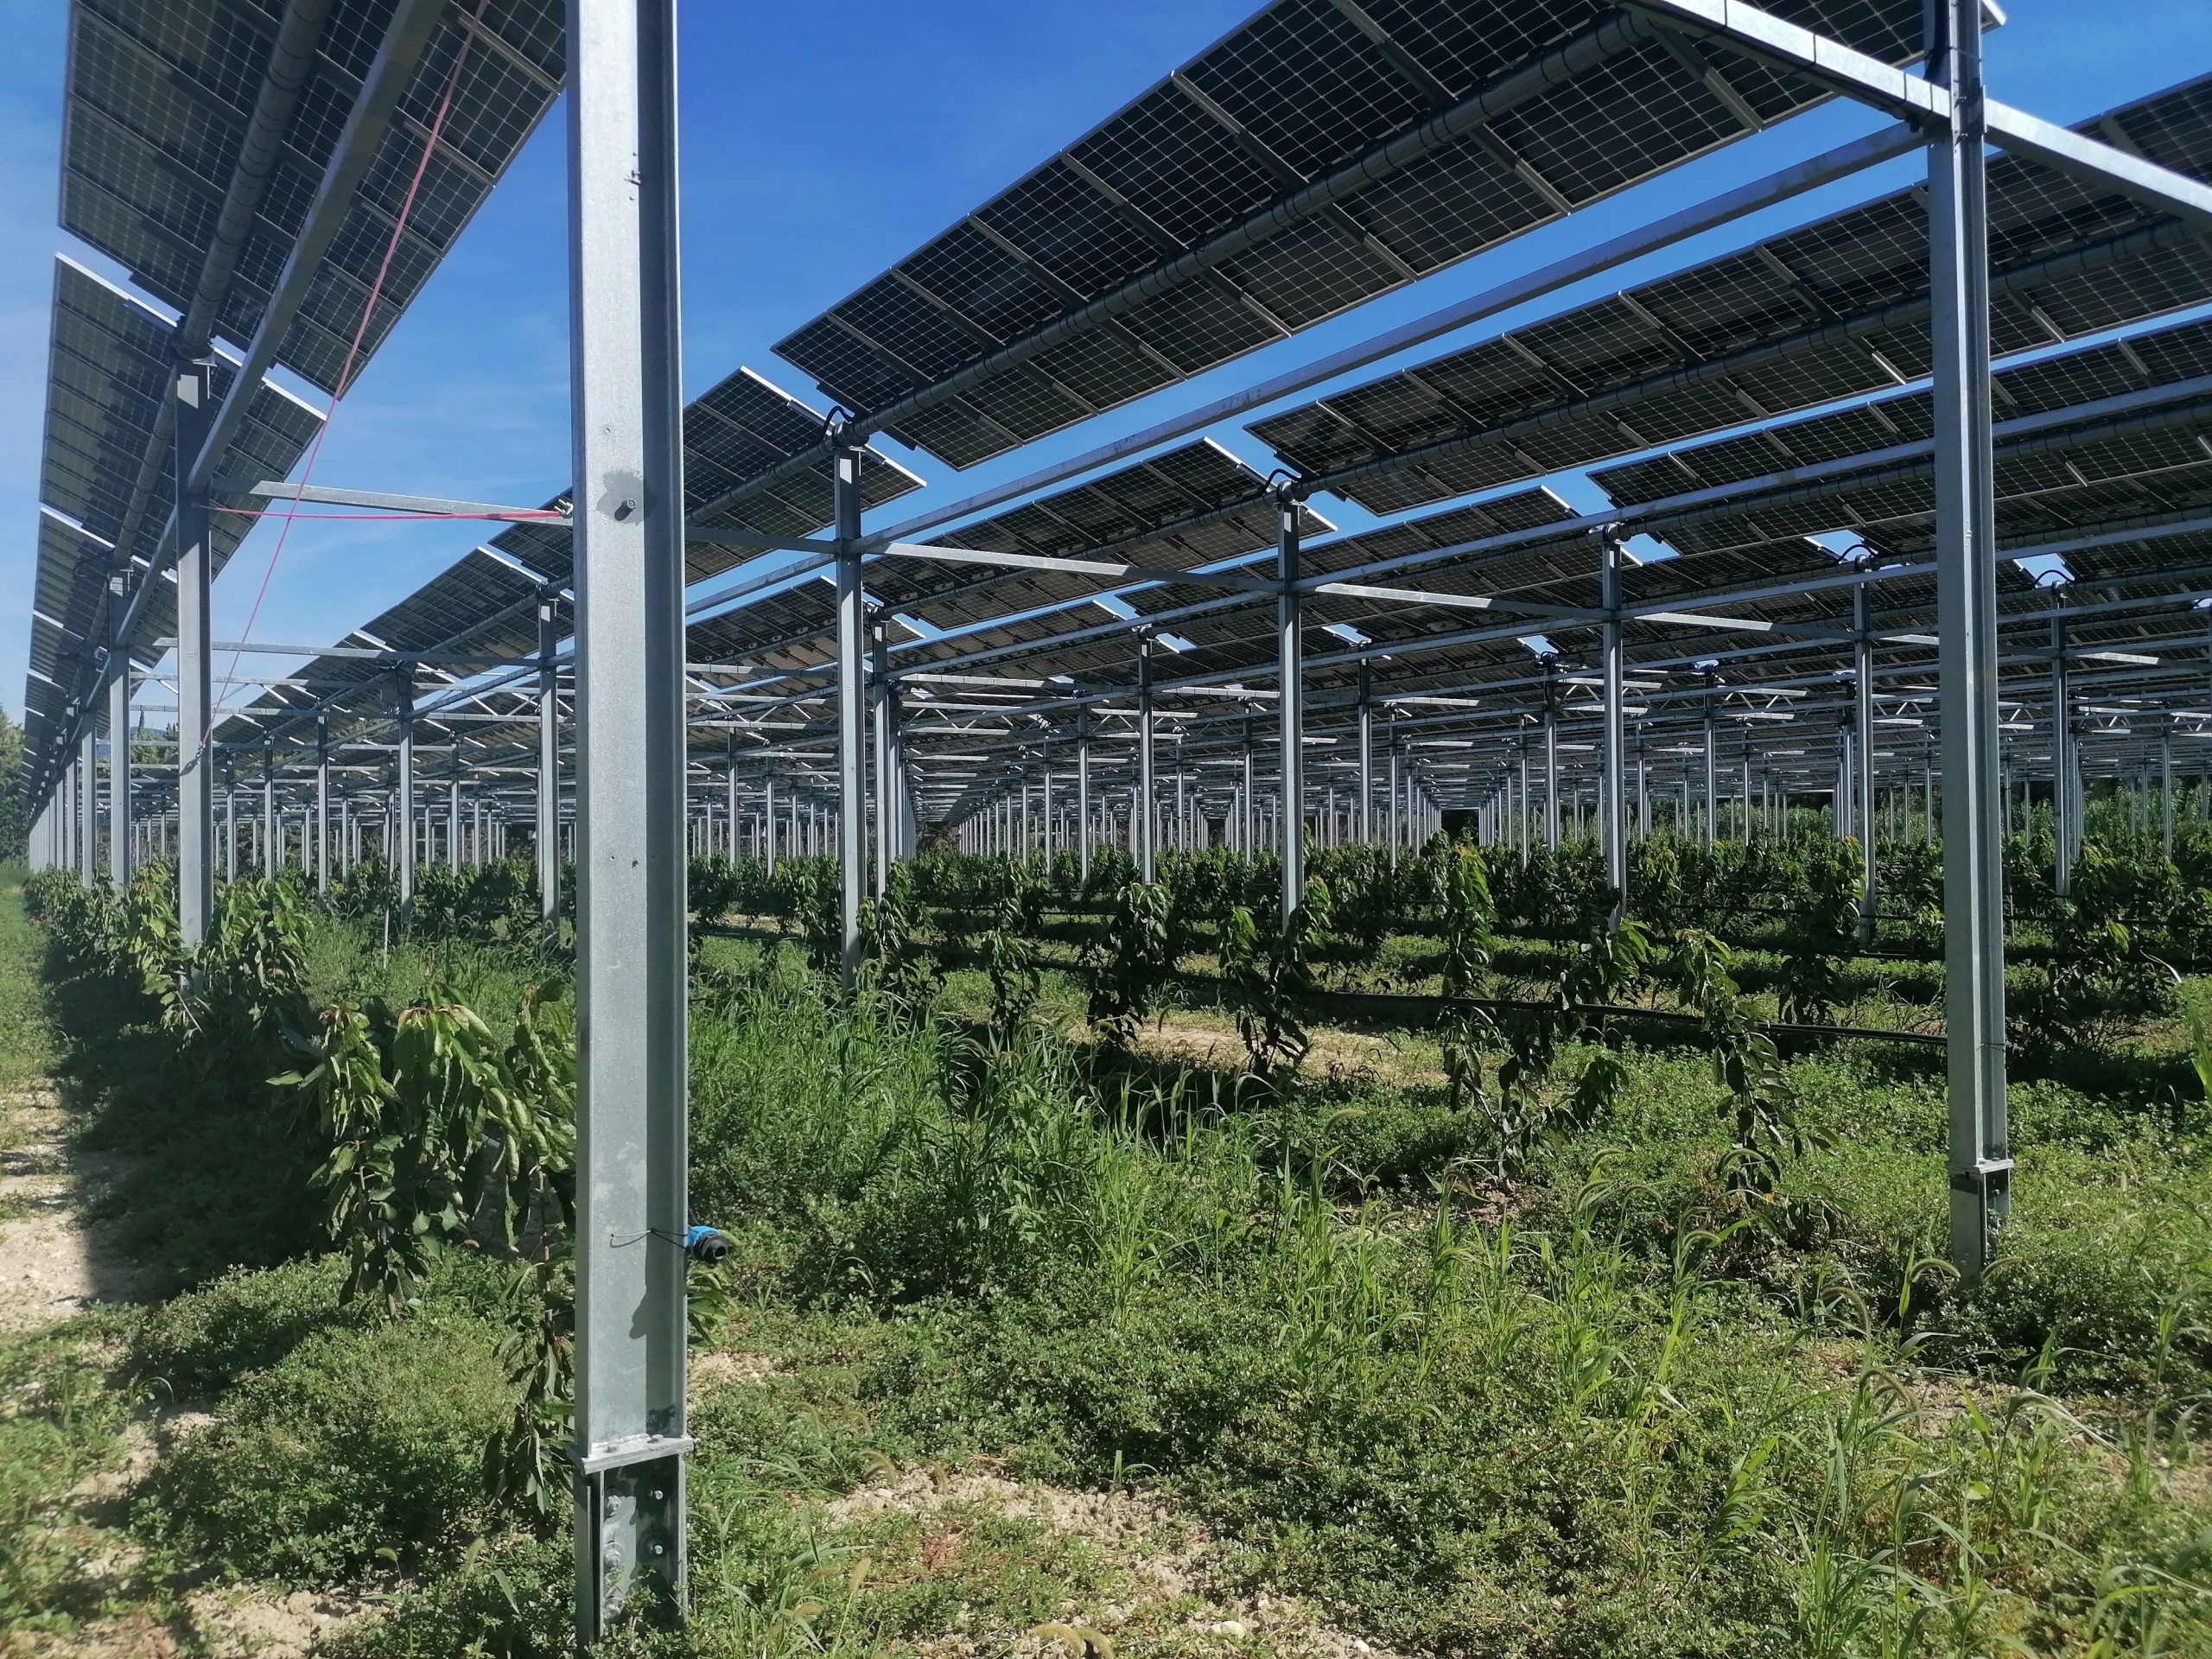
<box><xmin>0</xmin><ymin>1087</ymin><xmax>362</xmax><ymax>1659</ymax></box>
<box><xmin>823</xmin><ymin>1463</ymin><xmax>1401</xmax><ymax>1657</ymax></box>
<box><xmin>0</xmin><ymin>1089</ymin><xmax>149</xmax><ymax>1334</ymax></box>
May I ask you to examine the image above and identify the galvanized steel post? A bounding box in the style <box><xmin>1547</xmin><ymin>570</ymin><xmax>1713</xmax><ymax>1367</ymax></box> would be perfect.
<box><xmin>567</xmin><ymin>0</ymin><xmax>691</xmax><ymax>1637</ymax></box>
<box><xmin>833</xmin><ymin>435</ymin><xmax>867</xmax><ymax>988</ymax></box>
<box><xmin>1599</xmin><ymin>532</ymin><xmax>1626</xmax><ymax>929</ymax></box>
<box><xmin>394</xmin><ymin>676</ymin><xmax>415</xmax><ymax>907</ymax></box>
<box><xmin>174</xmin><ymin>359</ymin><xmax>215</xmax><ymax>944</ymax></box>
<box><xmin>315</xmin><ymin>717</ymin><xmax>331</xmax><ymax>895</ymax></box>
<box><xmin>1277</xmin><ymin>482</ymin><xmax>1305</xmax><ymax>920</ymax></box>
<box><xmin>1854</xmin><ymin>577</ymin><xmax>1877</xmax><ymax>944</ymax></box>
<box><xmin>537</xmin><ymin>588</ymin><xmax>561</xmax><ymax>927</ymax></box>
<box><xmin>1928</xmin><ymin>0</ymin><xmax>2011</xmax><ymax>1279</ymax></box>
<box><xmin>1136</xmin><ymin>632</ymin><xmax>1157</xmax><ymax>883</ymax></box>
<box><xmin>106</xmin><ymin>572</ymin><xmax>131</xmax><ymax>887</ymax></box>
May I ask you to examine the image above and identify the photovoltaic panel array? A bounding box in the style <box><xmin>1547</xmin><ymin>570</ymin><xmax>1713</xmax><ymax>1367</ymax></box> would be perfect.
<box><xmin>214</xmin><ymin>369</ymin><xmax>924</xmax><ymax>745</ymax></box>
<box><xmin>62</xmin><ymin>0</ymin><xmax>564</xmax><ymax>394</ymax></box>
<box><xmin>683</xmin><ymin>368</ymin><xmax>923</xmax><ymax>574</ymax></box>
<box><xmin>868</xmin><ymin>439</ymin><xmax>1325</xmax><ymax>631</ymax></box>
<box><xmin>1248</xmin><ymin>73</ymin><xmax>2212</xmax><ymax>514</ymax></box>
<box><xmin>1589</xmin><ymin>313</ymin><xmax>2212</xmax><ymax>550</ymax></box>
<box><xmin>26</xmin><ymin>257</ymin><xmax>321</xmax><ymax>755</ymax></box>
<box><xmin>771</xmin><ymin>0</ymin><xmax>1927</xmax><ymax>474</ymax></box>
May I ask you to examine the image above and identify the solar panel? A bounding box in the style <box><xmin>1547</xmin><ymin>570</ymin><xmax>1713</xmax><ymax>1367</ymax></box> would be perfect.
<box><xmin>27</xmin><ymin>258</ymin><xmax>324</xmax><ymax>751</ymax></box>
<box><xmin>1249</xmin><ymin>73</ymin><xmax>2212</xmax><ymax>515</ymax></box>
<box><xmin>62</xmin><ymin>0</ymin><xmax>563</xmax><ymax>393</ymax></box>
<box><xmin>1592</xmin><ymin>313</ymin><xmax>2212</xmax><ymax>511</ymax></box>
<box><xmin>868</xmin><ymin>439</ymin><xmax>1315</xmax><ymax>630</ymax></box>
<box><xmin>216</xmin><ymin>369</ymin><xmax>921</xmax><ymax>747</ymax></box>
<box><xmin>770</xmin><ymin>0</ymin><xmax>1927</xmax><ymax>475</ymax></box>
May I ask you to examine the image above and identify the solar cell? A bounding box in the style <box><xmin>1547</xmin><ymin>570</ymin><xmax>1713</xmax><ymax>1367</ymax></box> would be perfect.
<box><xmin>214</xmin><ymin>367</ymin><xmax>921</xmax><ymax>747</ymax></box>
<box><xmin>1249</xmin><ymin>73</ymin><xmax>2212</xmax><ymax>515</ymax></box>
<box><xmin>26</xmin><ymin>258</ymin><xmax>323</xmax><ymax>747</ymax></box>
<box><xmin>770</xmin><ymin>0</ymin><xmax>1927</xmax><ymax>476</ymax></box>
<box><xmin>1592</xmin><ymin>313</ymin><xmax>2212</xmax><ymax>510</ymax></box>
<box><xmin>60</xmin><ymin>0</ymin><xmax>563</xmax><ymax>394</ymax></box>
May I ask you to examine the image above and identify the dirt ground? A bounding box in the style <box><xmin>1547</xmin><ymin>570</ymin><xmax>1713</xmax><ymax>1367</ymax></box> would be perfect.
<box><xmin>0</xmin><ymin>1089</ymin><xmax>149</xmax><ymax>1335</ymax></box>
<box><xmin>0</xmin><ymin>1086</ymin><xmax>354</xmax><ymax>1659</ymax></box>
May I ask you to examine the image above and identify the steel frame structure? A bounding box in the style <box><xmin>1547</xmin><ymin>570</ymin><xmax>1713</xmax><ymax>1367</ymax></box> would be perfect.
<box><xmin>19</xmin><ymin>0</ymin><xmax>2212</xmax><ymax>1637</ymax></box>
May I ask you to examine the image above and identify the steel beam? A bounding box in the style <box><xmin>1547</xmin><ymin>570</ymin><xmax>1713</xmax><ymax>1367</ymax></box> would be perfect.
<box><xmin>568</xmin><ymin>0</ymin><xmax>691</xmax><ymax>1637</ymax></box>
<box><xmin>1625</xmin><ymin>0</ymin><xmax>2212</xmax><ymax>234</ymax></box>
<box><xmin>92</xmin><ymin>0</ymin><xmax>446</xmax><ymax>726</ymax></box>
<box><xmin>849</xmin><ymin>124</ymin><xmax>1916</xmax><ymax>555</ymax></box>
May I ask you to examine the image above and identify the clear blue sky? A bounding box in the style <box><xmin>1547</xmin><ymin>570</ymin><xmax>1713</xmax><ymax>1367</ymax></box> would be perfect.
<box><xmin>3</xmin><ymin>0</ymin><xmax>2209</xmax><ymax>727</ymax></box>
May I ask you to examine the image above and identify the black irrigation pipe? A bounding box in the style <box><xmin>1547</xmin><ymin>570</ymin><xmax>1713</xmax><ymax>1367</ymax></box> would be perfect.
<box><xmin>1313</xmin><ymin>988</ymin><xmax>1950</xmax><ymax>1050</ymax></box>
<box><xmin>691</xmin><ymin>920</ymin><xmax>1948</xmax><ymax>1050</ymax></box>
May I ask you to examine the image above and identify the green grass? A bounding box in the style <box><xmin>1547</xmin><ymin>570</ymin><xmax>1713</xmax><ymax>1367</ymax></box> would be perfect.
<box><xmin>6</xmin><ymin>877</ymin><xmax>2212</xmax><ymax>1656</ymax></box>
<box><xmin>0</xmin><ymin>864</ymin><xmax>56</xmax><ymax>1093</ymax></box>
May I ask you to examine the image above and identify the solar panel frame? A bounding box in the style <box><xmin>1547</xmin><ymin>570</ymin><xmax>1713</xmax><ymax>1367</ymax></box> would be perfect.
<box><xmin>772</xmin><ymin>0</ymin><xmax>1929</xmax><ymax>474</ymax></box>
<box><xmin>1249</xmin><ymin>73</ymin><xmax>2212</xmax><ymax>516</ymax></box>
<box><xmin>60</xmin><ymin>0</ymin><xmax>564</xmax><ymax>396</ymax></box>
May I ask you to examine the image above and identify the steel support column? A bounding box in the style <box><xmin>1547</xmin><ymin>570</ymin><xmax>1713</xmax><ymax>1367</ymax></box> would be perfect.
<box><xmin>107</xmin><ymin>573</ymin><xmax>131</xmax><ymax>887</ymax></box>
<box><xmin>2162</xmin><ymin>718</ymin><xmax>2175</xmax><ymax>854</ymax></box>
<box><xmin>2050</xmin><ymin>592</ymin><xmax>2074</xmax><ymax>896</ymax></box>
<box><xmin>833</xmin><ymin>439</ymin><xmax>867</xmax><ymax>988</ymax></box>
<box><xmin>763</xmin><ymin>767</ymin><xmax>778</xmax><ymax>874</ymax></box>
<box><xmin>870</xmin><ymin>620</ymin><xmax>891</xmax><ymax>894</ymax></box>
<box><xmin>1357</xmin><ymin>660</ymin><xmax>1374</xmax><ymax>845</ymax></box>
<box><xmin>1599</xmin><ymin>534</ymin><xmax>1626</xmax><ymax>929</ymax></box>
<box><xmin>1541</xmin><ymin>683</ymin><xmax>1559</xmax><ymax>852</ymax></box>
<box><xmin>1076</xmin><ymin>709</ymin><xmax>1092</xmax><ymax>883</ymax></box>
<box><xmin>1701</xmin><ymin>677</ymin><xmax>1718</xmax><ymax>848</ymax></box>
<box><xmin>394</xmin><ymin>678</ymin><xmax>415</xmax><ymax>906</ymax></box>
<box><xmin>568</xmin><ymin>0</ymin><xmax>690</xmax><ymax>1637</ymax></box>
<box><xmin>262</xmin><ymin>740</ymin><xmax>279</xmax><ymax>876</ymax></box>
<box><xmin>1928</xmin><ymin>0</ymin><xmax>2010</xmax><ymax>1278</ymax></box>
<box><xmin>1854</xmin><ymin>582</ymin><xmax>1877</xmax><ymax>944</ymax></box>
<box><xmin>79</xmin><ymin>728</ymin><xmax>98</xmax><ymax>884</ymax></box>
<box><xmin>1136</xmin><ymin>633</ymin><xmax>1157</xmax><ymax>882</ymax></box>
<box><xmin>315</xmin><ymin>718</ymin><xmax>331</xmax><ymax>895</ymax></box>
<box><xmin>537</xmin><ymin>591</ymin><xmax>561</xmax><ymax>926</ymax></box>
<box><xmin>1276</xmin><ymin>488</ymin><xmax>1305</xmax><ymax>920</ymax></box>
<box><xmin>175</xmin><ymin>358</ymin><xmax>216</xmax><ymax>942</ymax></box>
<box><xmin>447</xmin><ymin>753</ymin><xmax>462</xmax><ymax>872</ymax></box>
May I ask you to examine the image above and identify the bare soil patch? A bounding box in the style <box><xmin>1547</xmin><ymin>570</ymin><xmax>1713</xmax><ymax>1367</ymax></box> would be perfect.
<box><xmin>0</xmin><ymin>1089</ymin><xmax>151</xmax><ymax>1333</ymax></box>
<box><xmin>829</xmin><ymin>1464</ymin><xmax>1402</xmax><ymax>1657</ymax></box>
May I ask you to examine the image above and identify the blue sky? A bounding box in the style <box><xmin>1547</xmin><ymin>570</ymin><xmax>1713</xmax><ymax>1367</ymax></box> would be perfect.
<box><xmin>3</xmin><ymin>0</ymin><xmax>2209</xmax><ymax>726</ymax></box>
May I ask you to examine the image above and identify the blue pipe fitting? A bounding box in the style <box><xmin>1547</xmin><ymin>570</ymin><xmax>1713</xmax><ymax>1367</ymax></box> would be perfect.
<box><xmin>683</xmin><ymin>1224</ymin><xmax>730</xmax><ymax>1264</ymax></box>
